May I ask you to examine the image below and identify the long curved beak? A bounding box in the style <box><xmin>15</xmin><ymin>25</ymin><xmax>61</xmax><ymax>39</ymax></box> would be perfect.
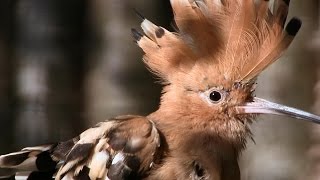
<box><xmin>235</xmin><ymin>97</ymin><xmax>320</xmax><ymax>124</ymax></box>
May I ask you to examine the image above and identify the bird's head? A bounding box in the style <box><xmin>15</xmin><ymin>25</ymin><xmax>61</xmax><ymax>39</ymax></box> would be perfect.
<box><xmin>132</xmin><ymin>0</ymin><xmax>320</xmax><ymax>142</ymax></box>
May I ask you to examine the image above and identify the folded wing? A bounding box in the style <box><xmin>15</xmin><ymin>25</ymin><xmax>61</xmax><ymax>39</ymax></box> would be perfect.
<box><xmin>0</xmin><ymin>115</ymin><xmax>161</xmax><ymax>180</ymax></box>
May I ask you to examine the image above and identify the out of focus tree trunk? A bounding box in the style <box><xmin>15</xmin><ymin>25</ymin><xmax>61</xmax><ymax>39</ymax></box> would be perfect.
<box><xmin>86</xmin><ymin>0</ymin><xmax>171</xmax><ymax>124</ymax></box>
<box><xmin>14</xmin><ymin>0</ymin><xmax>88</xmax><ymax>147</ymax></box>
<box><xmin>307</xmin><ymin>1</ymin><xmax>320</xmax><ymax>180</ymax></box>
<box><xmin>0</xmin><ymin>0</ymin><xmax>15</xmax><ymax>153</ymax></box>
<box><xmin>240</xmin><ymin>1</ymin><xmax>318</xmax><ymax>180</ymax></box>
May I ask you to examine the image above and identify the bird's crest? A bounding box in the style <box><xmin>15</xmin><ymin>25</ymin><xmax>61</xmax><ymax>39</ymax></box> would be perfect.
<box><xmin>132</xmin><ymin>0</ymin><xmax>301</xmax><ymax>88</ymax></box>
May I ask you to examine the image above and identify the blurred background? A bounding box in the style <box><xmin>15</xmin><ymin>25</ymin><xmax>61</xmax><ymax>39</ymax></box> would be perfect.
<box><xmin>0</xmin><ymin>0</ymin><xmax>318</xmax><ymax>179</ymax></box>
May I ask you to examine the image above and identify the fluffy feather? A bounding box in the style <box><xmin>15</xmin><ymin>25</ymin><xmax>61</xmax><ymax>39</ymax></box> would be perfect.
<box><xmin>136</xmin><ymin>0</ymin><xmax>301</xmax><ymax>87</ymax></box>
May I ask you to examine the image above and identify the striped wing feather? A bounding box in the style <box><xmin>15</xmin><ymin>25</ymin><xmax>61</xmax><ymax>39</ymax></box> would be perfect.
<box><xmin>0</xmin><ymin>115</ymin><xmax>161</xmax><ymax>180</ymax></box>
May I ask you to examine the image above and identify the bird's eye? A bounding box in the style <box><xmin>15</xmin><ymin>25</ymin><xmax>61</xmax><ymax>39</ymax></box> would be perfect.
<box><xmin>199</xmin><ymin>88</ymin><xmax>226</xmax><ymax>105</ymax></box>
<box><xmin>209</xmin><ymin>91</ymin><xmax>222</xmax><ymax>102</ymax></box>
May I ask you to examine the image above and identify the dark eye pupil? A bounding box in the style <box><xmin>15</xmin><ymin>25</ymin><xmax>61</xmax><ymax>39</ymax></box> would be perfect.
<box><xmin>209</xmin><ymin>91</ymin><xmax>222</xmax><ymax>102</ymax></box>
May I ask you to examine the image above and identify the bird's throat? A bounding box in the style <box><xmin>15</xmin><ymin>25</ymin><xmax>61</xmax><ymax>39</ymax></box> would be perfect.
<box><xmin>148</xmin><ymin>110</ymin><xmax>251</xmax><ymax>153</ymax></box>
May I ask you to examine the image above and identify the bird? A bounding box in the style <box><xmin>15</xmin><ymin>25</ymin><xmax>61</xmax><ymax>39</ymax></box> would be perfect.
<box><xmin>0</xmin><ymin>0</ymin><xmax>319</xmax><ymax>180</ymax></box>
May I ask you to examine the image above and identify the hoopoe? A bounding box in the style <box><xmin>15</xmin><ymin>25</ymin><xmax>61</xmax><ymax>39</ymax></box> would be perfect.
<box><xmin>0</xmin><ymin>0</ymin><xmax>318</xmax><ymax>180</ymax></box>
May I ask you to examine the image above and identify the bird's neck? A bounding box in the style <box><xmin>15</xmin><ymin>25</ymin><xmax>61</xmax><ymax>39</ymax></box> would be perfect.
<box><xmin>148</xmin><ymin>108</ymin><xmax>250</xmax><ymax>153</ymax></box>
<box><xmin>147</xmin><ymin>109</ymin><xmax>246</xmax><ymax>179</ymax></box>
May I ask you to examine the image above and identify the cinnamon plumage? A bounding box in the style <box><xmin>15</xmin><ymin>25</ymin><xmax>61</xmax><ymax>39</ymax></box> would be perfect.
<box><xmin>0</xmin><ymin>0</ymin><xmax>318</xmax><ymax>180</ymax></box>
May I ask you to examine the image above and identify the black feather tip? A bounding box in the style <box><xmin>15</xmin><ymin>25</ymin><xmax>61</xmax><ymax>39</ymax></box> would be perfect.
<box><xmin>131</xmin><ymin>28</ymin><xmax>143</xmax><ymax>42</ymax></box>
<box><xmin>283</xmin><ymin>0</ymin><xmax>290</xmax><ymax>6</ymax></box>
<box><xmin>36</xmin><ymin>151</ymin><xmax>57</xmax><ymax>171</ymax></box>
<box><xmin>155</xmin><ymin>28</ymin><xmax>165</xmax><ymax>38</ymax></box>
<box><xmin>285</xmin><ymin>17</ymin><xmax>302</xmax><ymax>36</ymax></box>
<box><xmin>133</xmin><ymin>9</ymin><xmax>145</xmax><ymax>20</ymax></box>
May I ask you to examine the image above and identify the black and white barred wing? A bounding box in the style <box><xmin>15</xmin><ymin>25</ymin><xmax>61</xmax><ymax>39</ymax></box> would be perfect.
<box><xmin>55</xmin><ymin>115</ymin><xmax>161</xmax><ymax>180</ymax></box>
<box><xmin>0</xmin><ymin>115</ymin><xmax>161</xmax><ymax>180</ymax></box>
<box><xmin>0</xmin><ymin>144</ymin><xmax>57</xmax><ymax>179</ymax></box>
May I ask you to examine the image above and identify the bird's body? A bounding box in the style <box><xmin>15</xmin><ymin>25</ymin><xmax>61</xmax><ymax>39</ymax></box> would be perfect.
<box><xmin>1</xmin><ymin>113</ymin><xmax>244</xmax><ymax>180</ymax></box>
<box><xmin>1</xmin><ymin>0</ymin><xmax>318</xmax><ymax>180</ymax></box>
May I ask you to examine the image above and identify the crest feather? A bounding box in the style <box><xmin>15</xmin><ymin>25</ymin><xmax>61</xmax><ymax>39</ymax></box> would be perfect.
<box><xmin>134</xmin><ymin>0</ymin><xmax>301</xmax><ymax>85</ymax></box>
<box><xmin>134</xmin><ymin>18</ymin><xmax>196</xmax><ymax>82</ymax></box>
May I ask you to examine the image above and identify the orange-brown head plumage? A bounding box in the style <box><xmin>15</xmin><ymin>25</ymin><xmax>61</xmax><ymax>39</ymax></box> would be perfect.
<box><xmin>132</xmin><ymin>0</ymin><xmax>301</xmax><ymax>147</ymax></box>
<box><xmin>133</xmin><ymin>0</ymin><xmax>301</xmax><ymax>88</ymax></box>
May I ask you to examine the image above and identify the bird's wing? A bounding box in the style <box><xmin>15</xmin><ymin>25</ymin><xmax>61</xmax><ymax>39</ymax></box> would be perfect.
<box><xmin>0</xmin><ymin>115</ymin><xmax>161</xmax><ymax>180</ymax></box>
